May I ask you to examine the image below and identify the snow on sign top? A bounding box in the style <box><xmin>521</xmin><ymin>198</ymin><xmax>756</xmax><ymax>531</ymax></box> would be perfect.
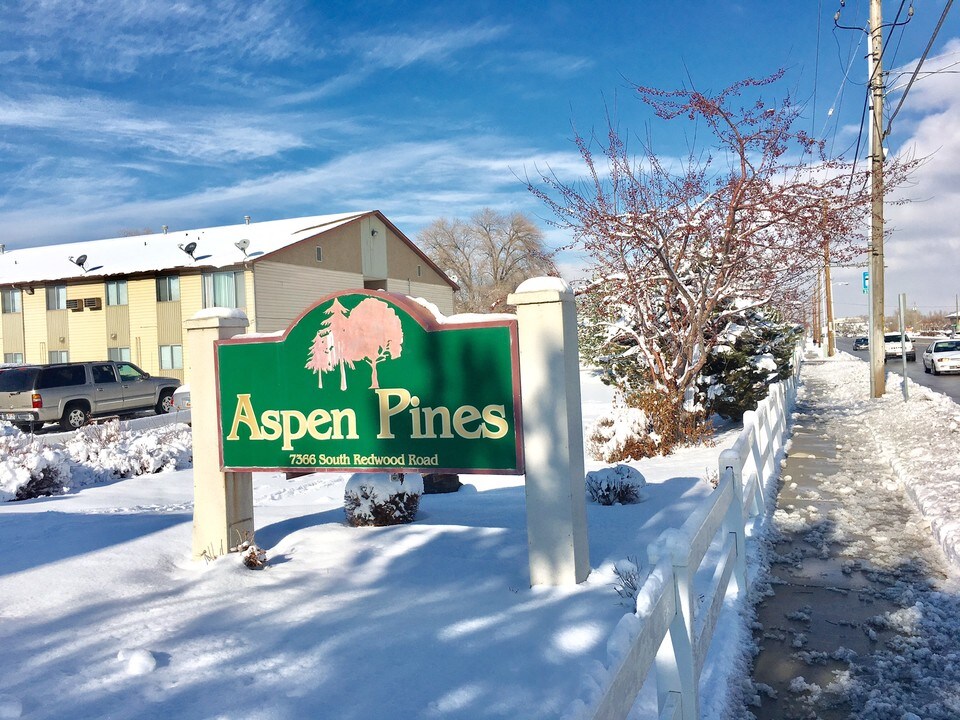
<box><xmin>0</xmin><ymin>212</ymin><xmax>369</xmax><ymax>287</ymax></box>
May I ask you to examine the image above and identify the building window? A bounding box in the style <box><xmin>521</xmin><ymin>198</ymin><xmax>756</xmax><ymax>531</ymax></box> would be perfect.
<box><xmin>316</xmin><ymin>246</ymin><xmax>323</xmax><ymax>262</ymax></box>
<box><xmin>202</xmin><ymin>270</ymin><xmax>245</xmax><ymax>309</ymax></box>
<box><xmin>417</xmin><ymin>264</ymin><xmax>422</xmax><ymax>277</ymax></box>
<box><xmin>3</xmin><ymin>352</ymin><xmax>24</xmax><ymax>364</ymax></box>
<box><xmin>157</xmin><ymin>275</ymin><xmax>180</xmax><ymax>302</ymax></box>
<box><xmin>1</xmin><ymin>288</ymin><xmax>21</xmax><ymax>313</ymax></box>
<box><xmin>49</xmin><ymin>350</ymin><xmax>69</xmax><ymax>364</ymax></box>
<box><xmin>107</xmin><ymin>347</ymin><xmax>131</xmax><ymax>362</ymax></box>
<box><xmin>105</xmin><ymin>280</ymin><xmax>128</xmax><ymax>306</ymax></box>
<box><xmin>159</xmin><ymin>345</ymin><xmax>183</xmax><ymax>370</ymax></box>
<box><xmin>46</xmin><ymin>285</ymin><xmax>67</xmax><ymax>310</ymax></box>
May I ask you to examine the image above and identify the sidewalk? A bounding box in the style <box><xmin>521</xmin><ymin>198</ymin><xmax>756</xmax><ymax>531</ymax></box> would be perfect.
<box><xmin>738</xmin><ymin>357</ymin><xmax>960</xmax><ymax>719</ymax></box>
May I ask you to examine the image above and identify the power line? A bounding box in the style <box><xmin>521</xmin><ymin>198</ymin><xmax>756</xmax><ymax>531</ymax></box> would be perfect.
<box><xmin>884</xmin><ymin>0</ymin><xmax>956</xmax><ymax>138</ymax></box>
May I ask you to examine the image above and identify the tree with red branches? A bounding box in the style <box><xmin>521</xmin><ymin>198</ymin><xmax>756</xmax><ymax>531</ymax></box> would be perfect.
<box><xmin>530</xmin><ymin>72</ymin><xmax>916</xmax><ymax>418</ymax></box>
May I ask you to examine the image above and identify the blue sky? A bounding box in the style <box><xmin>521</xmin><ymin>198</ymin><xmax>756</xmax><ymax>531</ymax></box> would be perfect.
<box><xmin>2</xmin><ymin>1</ymin><xmax>958</xmax><ymax>315</ymax></box>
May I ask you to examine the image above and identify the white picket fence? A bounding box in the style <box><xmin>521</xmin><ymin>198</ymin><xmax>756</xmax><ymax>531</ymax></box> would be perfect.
<box><xmin>590</xmin><ymin>350</ymin><xmax>802</xmax><ymax>720</ymax></box>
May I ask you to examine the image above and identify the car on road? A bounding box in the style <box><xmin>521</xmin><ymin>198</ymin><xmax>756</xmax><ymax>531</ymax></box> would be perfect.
<box><xmin>0</xmin><ymin>361</ymin><xmax>181</xmax><ymax>432</ymax></box>
<box><xmin>923</xmin><ymin>339</ymin><xmax>960</xmax><ymax>375</ymax></box>
<box><xmin>853</xmin><ymin>336</ymin><xmax>869</xmax><ymax>351</ymax></box>
<box><xmin>883</xmin><ymin>332</ymin><xmax>916</xmax><ymax>361</ymax></box>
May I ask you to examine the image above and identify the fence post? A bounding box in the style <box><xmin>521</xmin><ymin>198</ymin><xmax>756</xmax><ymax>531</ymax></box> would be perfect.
<box><xmin>719</xmin><ymin>449</ymin><xmax>747</xmax><ymax>591</ymax></box>
<box><xmin>507</xmin><ymin>278</ymin><xmax>590</xmax><ymax>586</ymax></box>
<box><xmin>654</xmin><ymin>551</ymin><xmax>699</xmax><ymax>720</ymax></box>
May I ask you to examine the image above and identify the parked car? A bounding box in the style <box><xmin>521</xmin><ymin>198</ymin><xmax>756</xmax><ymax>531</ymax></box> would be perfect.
<box><xmin>172</xmin><ymin>385</ymin><xmax>191</xmax><ymax>411</ymax></box>
<box><xmin>922</xmin><ymin>339</ymin><xmax>960</xmax><ymax>375</ymax></box>
<box><xmin>853</xmin><ymin>336</ymin><xmax>869</xmax><ymax>351</ymax></box>
<box><xmin>883</xmin><ymin>332</ymin><xmax>916</xmax><ymax>361</ymax></box>
<box><xmin>0</xmin><ymin>361</ymin><xmax>181</xmax><ymax>432</ymax></box>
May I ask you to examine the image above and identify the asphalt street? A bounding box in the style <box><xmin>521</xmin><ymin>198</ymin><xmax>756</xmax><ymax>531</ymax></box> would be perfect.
<box><xmin>834</xmin><ymin>336</ymin><xmax>960</xmax><ymax>404</ymax></box>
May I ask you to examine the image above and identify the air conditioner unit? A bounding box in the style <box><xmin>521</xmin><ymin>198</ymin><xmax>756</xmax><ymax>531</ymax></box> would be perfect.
<box><xmin>83</xmin><ymin>297</ymin><xmax>103</xmax><ymax>310</ymax></box>
<box><xmin>65</xmin><ymin>299</ymin><xmax>83</xmax><ymax>312</ymax></box>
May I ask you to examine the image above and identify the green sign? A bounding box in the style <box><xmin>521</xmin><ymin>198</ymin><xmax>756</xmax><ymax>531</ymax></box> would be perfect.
<box><xmin>217</xmin><ymin>291</ymin><xmax>523</xmax><ymax>474</ymax></box>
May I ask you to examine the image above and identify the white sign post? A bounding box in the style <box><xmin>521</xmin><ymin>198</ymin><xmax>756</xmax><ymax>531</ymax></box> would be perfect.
<box><xmin>508</xmin><ymin>278</ymin><xmax>591</xmax><ymax>586</ymax></box>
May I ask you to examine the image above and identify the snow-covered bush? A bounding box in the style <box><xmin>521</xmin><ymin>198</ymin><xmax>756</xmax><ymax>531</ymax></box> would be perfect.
<box><xmin>0</xmin><ymin>425</ymin><xmax>71</xmax><ymax>501</ymax></box>
<box><xmin>588</xmin><ymin>388</ymin><xmax>710</xmax><ymax>461</ymax></box>
<box><xmin>585</xmin><ymin>464</ymin><xmax>647</xmax><ymax>505</ymax></box>
<box><xmin>344</xmin><ymin>472</ymin><xmax>423</xmax><ymax>527</ymax></box>
<box><xmin>697</xmin><ymin>305</ymin><xmax>802</xmax><ymax>420</ymax></box>
<box><xmin>230</xmin><ymin>532</ymin><xmax>268</xmax><ymax>569</ymax></box>
<box><xmin>587</xmin><ymin>406</ymin><xmax>655</xmax><ymax>462</ymax></box>
<box><xmin>65</xmin><ymin>420</ymin><xmax>192</xmax><ymax>481</ymax></box>
<box><xmin>0</xmin><ymin>420</ymin><xmax>191</xmax><ymax>500</ymax></box>
<box><xmin>612</xmin><ymin>556</ymin><xmax>644</xmax><ymax>604</ymax></box>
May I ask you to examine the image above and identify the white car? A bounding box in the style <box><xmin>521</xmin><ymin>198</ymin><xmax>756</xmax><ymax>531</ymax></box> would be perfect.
<box><xmin>171</xmin><ymin>385</ymin><xmax>192</xmax><ymax>412</ymax></box>
<box><xmin>923</xmin><ymin>340</ymin><xmax>960</xmax><ymax>375</ymax></box>
<box><xmin>883</xmin><ymin>332</ymin><xmax>916</xmax><ymax>361</ymax></box>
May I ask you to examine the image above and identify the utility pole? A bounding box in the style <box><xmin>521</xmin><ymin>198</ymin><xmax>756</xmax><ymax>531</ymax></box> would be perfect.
<box><xmin>869</xmin><ymin>0</ymin><xmax>886</xmax><ymax>397</ymax></box>
<box><xmin>824</xmin><ymin>207</ymin><xmax>836</xmax><ymax>357</ymax></box>
<box><xmin>814</xmin><ymin>271</ymin><xmax>823</xmax><ymax>347</ymax></box>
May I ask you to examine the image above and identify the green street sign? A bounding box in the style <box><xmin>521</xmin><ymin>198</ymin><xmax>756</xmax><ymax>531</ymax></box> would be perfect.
<box><xmin>216</xmin><ymin>291</ymin><xmax>523</xmax><ymax>474</ymax></box>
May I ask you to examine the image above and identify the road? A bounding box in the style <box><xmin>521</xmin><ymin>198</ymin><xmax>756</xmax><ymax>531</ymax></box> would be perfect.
<box><xmin>834</xmin><ymin>336</ymin><xmax>960</xmax><ymax>404</ymax></box>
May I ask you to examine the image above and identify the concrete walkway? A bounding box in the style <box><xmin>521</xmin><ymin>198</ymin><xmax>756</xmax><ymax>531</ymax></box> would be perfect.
<box><xmin>742</xmin><ymin>367</ymin><xmax>955</xmax><ymax>719</ymax></box>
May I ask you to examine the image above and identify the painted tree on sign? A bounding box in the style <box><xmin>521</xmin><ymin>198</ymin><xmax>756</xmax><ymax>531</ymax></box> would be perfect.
<box><xmin>305</xmin><ymin>298</ymin><xmax>354</xmax><ymax>390</ymax></box>
<box><xmin>347</xmin><ymin>298</ymin><xmax>404</xmax><ymax>389</ymax></box>
<box><xmin>305</xmin><ymin>329</ymin><xmax>334</xmax><ymax>387</ymax></box>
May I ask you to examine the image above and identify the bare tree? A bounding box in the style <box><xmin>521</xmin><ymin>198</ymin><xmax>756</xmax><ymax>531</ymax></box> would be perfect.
<box><xmin>418</xmin><ymin>209</ymin><xmax>558</xmax><ymax>312</ymax></box>
<box><xmin>529</xmin><ymin>72</ymin><xmax>916</xmax><ymax>408</ymax></box>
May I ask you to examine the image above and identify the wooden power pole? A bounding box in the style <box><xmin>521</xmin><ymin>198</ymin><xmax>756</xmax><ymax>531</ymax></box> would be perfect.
<box><xmin>869</xmin><ymin>0</ymin><xmax>886</xmax><ymax>397</ymax></box>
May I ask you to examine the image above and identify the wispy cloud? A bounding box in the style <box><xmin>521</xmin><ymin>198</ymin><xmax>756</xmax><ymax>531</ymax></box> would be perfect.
<box><xmin>0</xmin><ymin>135</ymin><xmax>584</xmax><ymax>249</ymax></box>
<box><xmin>1</xmin><ymin>0</ymin><xmax>308</xmax><ymax>79</ymax></box>
<box><xmin>343</xmin><ymin>22</ymin><xmax>509</xmax><ymax>70</ymax></box>
<box><xmin>0</xmin><ymin>92</ymin><xmax>306</xmax><ymax>162</ymax></box>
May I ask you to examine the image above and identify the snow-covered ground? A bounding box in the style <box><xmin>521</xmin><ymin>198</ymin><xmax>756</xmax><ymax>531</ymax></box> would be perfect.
<box><xmin>0</xmin><ymin>354</ymin><xmax>958</xmax><ymax>720</ymax></box>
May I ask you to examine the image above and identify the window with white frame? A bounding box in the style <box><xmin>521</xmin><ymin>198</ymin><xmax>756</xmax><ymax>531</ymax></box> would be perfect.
<box><xmin>3</xmin><ymin>352</ymin><xmax>24</xmax><ymax>364</ymax></box>
<box><xmin>46</xmin><ymin>285</ymin><xmax>67</xmax><ymax>310</ymax></box>
<box><xmin>156</xmin><ymin>275</ymin><xmax>180</xmax><ymax>302</ymax></box>
<box><xmin>107</xmin><ymin>347</ymin><xmax>131</xmax><ymax>362</ymax></box>
<box><xmin>159</xmin><ymin>344</ymin><xmax>183</xmax><ymax>370</ymax></box>
<box><xmin>1</xmin><ymin>288</ymin><xmax>21</xmax><ymax>313</ymax></box>
<box><xmin>48</xmin><ymin>350</ymin><xmax>68</xmax><ymax>363</ymax></box>
<box><xmin>105</xmin><ymin>279</ymin><xmax>128</xmax><ymax>306</ymax></box>
<box><xmin>201</xmin><ymin>270</ymin><xmax>245</xmax><ymax>309</ymax></box>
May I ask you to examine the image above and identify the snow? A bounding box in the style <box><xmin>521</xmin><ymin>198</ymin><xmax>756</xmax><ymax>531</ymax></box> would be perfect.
<box><xmin>0</xmin><ymin>213</ymin><xmax>367</xmax><ymax>286</ymax></box>
<box><xmin>514</xmin><ymin>276</ymin><xmax>572</xmax><ymax>293</ymax></box>
<box><xmin>0</xmin><ymin>353</ymin><xmax>958</xmax><ymax>719</ymax></box>
<box><xmin>190</xmin><ymin>307</ymin><xmax>249</xmax><ymax>321</ymax></box>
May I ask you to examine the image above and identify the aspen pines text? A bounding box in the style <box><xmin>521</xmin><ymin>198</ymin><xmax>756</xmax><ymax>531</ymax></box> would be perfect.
<box><xmin>226</xmin><ymin>389</ymin><xmax>510</xmax><ymax>452</ymax></box>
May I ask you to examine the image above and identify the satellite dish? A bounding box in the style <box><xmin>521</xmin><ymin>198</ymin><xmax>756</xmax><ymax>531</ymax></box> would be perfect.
<box><xmin>179</xmin><ymin>242</ymin><xmax>198</xmax><ymax>259</ymax></box>
<box><xmin>235</xmin><ymin>238</ymin><xmax>250</xmax><ymax>255</ymax></box>
<box><xmin>75</xmin><ymin>254</ymin><xmax>87</xmax><ymax>267</ymax></box>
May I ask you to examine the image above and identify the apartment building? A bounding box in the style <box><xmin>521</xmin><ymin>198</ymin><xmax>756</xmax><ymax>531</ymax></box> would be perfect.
<box><xmin>0</xmin><ymin>211</ymin><xmax>457</xmax><ymax>382</ymax></box>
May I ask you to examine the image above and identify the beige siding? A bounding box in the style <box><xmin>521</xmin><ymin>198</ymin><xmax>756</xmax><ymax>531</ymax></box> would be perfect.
<box><xmin>156</xmin><ymin>302</ymin><xmax>183</xmax><ymax>345</ymax></box>
<box><xmin>253</xmin><ymin>262</ymin><xmax>364</xmax><ymax>333</ymax></box>
<box><xmin>385</xmin><ymin>280</ymin><xmax>455</xmax><ymax>316</ymax></box>
<box><xmin>22</xmin><ymin>289</ymin><xmax>47</xmax><ymax>363</ymax></box>
<box><xmin>106</xmin><ymin>305</ymin><xmax>130</xmax><ymax>348</ymax></box>
<box><xmin>46</xmin><ymin>309</ymin><xmax>69</xmax><ymax>360</ymax></box>
<box><xmin>384</xmin><ymin>228</ymin><xmax>448</xmax><ymax>287</ymax></box>
<box><xmin>179</xmin><ymin>273</ymin><xmax>204</xmax><ymax>386</ymax></box>
<box><xmin>243</xmin><ymin>268</ymin><xmax>256</xmax><ymax>332</ymax></box>
<box><xmin>128</xmin><ymin>277</ymin><xmax>160</xmax><ymax>374</ymax></box>
<box><xmin>268</xmin><ymin>221</ymin><xmax>363</xmax><ymax>272</ymax></box>
<box><xmin>66</xmin><ymin>282</ymin><xmax>107</xmax><ymax>361</ymax></box>
<box><xmin>2</xmin><ymin>312</ymin><xmax>24</xmax><ymax>355</ymax></box>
